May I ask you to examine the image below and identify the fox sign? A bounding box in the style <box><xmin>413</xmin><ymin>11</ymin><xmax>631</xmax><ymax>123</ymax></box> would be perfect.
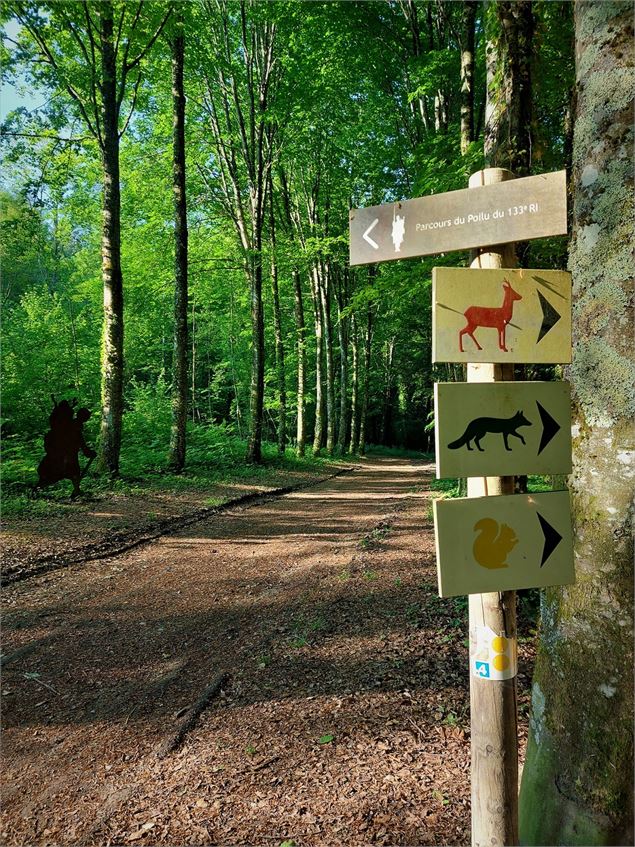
<box><xmin>434</xmin><ymin>382</ymin><xmax>572</xmax><ymax>478</ymax></box>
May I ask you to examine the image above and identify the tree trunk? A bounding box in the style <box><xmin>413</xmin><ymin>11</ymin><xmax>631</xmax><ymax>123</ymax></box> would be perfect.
<box><xmin>98</xmin><ymin>2</ymin><xmax>124</xmax><ymax>477</ymax></box>
<box><xmin>380</xmin><ymin>337</ymin><xmax>395</xmax><ymax>446</ymax></box>
<box><xmin>460</xmin><ymin>1</ymin><xmax>477</xmax><ymax>154</ymax></box>
<box><xmin>348</xmin><ymin>313</ymin><xmax>359</xmax><ymax>454</ymax></box>
<box><xmin>335</xmin><ymin>270</ymin><xmax>349</xmax><ymax>455</ymax></box>
<box><xmin>358</xmin><ymin>302</ymin><xmax>373</xmax><ymax>457</ymax></box>
<box><xmin>246</xmin><ymin>249</ymin><xmax>265</xmax><ymax>463</ymax></box>
<box><xmin>320</xmin><ymin>262</ymin><xmax>335</xmax><ymax>455</ymax></box>
<box><xmin>311</xmin><ymin>265</ymin><xmax>325</xmax><ymax>455</ymax></box>
<box><xmin>519</xmin><ymin>4</ymin><xmax>634</xmax><ymax>845</ymax></box>
<box><xmin>169</xmin><ymin>15</ymin><xmax>189</xmax><ymax>472</ymax></box>
<box><xmin>292</xmin><ymin>267</ymin><xmax>306</xmax><ymax>456</ymax></box>
<box><xmin>484</xmin><ymin>0</ymin><xmax>534</xmax><ymax>174</ymax></box>
<box><xmin>268</xmin><ymin>178</ymin><xmax>286</xmax><ymax>454</ymax></box>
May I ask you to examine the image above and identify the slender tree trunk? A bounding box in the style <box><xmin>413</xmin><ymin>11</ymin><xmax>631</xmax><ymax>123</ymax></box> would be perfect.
<box><xmin>292</xmin><ymin>267</ymin><xmax>306</xmax><ymax>456</ymax></box>
<box><xmin>98</xmin><ymin>2</ymin><xmax>124</xmax><ymax>476</ymax></box>
<box><xmin>460</xmin><ymin>0</ymin><xmax>477</xmax><ymax>154</ymax></box>
<box><xmin>348</xmin><ymin>314</ymin><xmax>359</xmax><ymax>454</ymax></box>
<box><xmin>320</xmin><ymin>262</ymin><xmax>335</xmax><ymax>455</ymax></box>
<box><xmin>311</xmin><ymin>265</ymin><xmax>325</xmax><ymax>454</ymax></box>
<box><xmin>268</xmin><ymin>179</ymin><xmax>286</xmax><ymax>454</ymax></box>
<box><xmin>335</xmin><ymin>273</ymin><xmax>349</xmax><ymax>455</ymax></box>
<box><xmin>358</xmin><ymin>302</ymin><xmax>373</xmax><ymax>457</ymax></box>
<box><xmin>169</xmin><ymin>16</ymin><xmax>189</xmax><ymax>472</ymax></box>
<box><xmin>380</xmin><ymin>337</ymin><xmax>395</xmax><ymax>446</ymax></box>
<box><xmin>519</xmin><ymin>5</ymin><xmax>634</xmax><ymax>845</ymax></box>
<box><xmin>246</xmin><ymin>247</ymin><xmax>265</xmax><ymax>463</ymax></box>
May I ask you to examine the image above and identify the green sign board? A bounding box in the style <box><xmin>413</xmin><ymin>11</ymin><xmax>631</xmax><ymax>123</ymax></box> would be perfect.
<box><xmin>435</xmin><ymin>381</ymin><xmax>572</xmax><ymax>478</ymax></box>
<box><xmin>434</xmin><ymin>490</ymin><xmax>574</xmax><ymax>597</ymax></box>
<box><xmin>432</xmin><ymin>267</ymin><xmax>572</xmax><ymax>364</ymax></box>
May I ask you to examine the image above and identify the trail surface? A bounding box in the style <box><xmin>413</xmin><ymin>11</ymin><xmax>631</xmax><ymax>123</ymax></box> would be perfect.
<box><xmin>1</xmin><ymin>456</ymin><xmax>533</xmax><ymax>846</ymax></box>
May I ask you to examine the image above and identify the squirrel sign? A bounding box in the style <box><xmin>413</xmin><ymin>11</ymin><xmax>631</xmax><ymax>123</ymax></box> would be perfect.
<box><xmin>473</xmin><ymin>518</ymin><xmax>518</xmax><ymax>569</ymax></box>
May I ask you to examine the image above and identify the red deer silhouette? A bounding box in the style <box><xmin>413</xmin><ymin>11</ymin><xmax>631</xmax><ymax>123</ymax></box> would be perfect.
<box><xmin>459</xmin><ymin>279</ymin><xmax>522</xmax><ymax>353</ymax></box>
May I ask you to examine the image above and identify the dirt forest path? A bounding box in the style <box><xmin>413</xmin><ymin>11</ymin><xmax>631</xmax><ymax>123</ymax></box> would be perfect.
<box><xmin>1</xmin><ymin>456</ymin><xmax>534</xmax><ymax>847</ymax></box>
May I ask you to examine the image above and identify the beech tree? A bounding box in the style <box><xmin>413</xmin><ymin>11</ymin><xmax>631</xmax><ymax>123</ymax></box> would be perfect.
<box><xmin>519</xmin><ymin>3</ymin><xmax>634</xmax><ymax>844</ymax></box>
<box><xmin>169</xmin><ymin>9</ymin><xmax>188</xmax><ymax>472</ymax></box>
<box><xmin>8</xmin><ymin>1</ymin><xmax>170</xmax><ymax>475</ymax></box>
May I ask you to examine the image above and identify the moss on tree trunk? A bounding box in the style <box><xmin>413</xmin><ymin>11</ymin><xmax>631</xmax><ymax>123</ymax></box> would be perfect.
<box><xmin>519</xmin><ymin>3</ymin><xmax>634</xmax><ymax>844</ymax></box>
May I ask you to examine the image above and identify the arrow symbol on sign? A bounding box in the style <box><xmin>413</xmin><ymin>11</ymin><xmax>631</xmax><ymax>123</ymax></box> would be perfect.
<box><xmin>363</xmin><ymin>218</ymin><xmax>380</xmax><ymax>250</ymax></box>
<box><xmin>537</xmin><ymin>290</ymin><xmax>562</xmax><ymax>344</ymax></box>
<box><xmin>536</xmin><ymin>401</ymin><xmax>561</xmax><ymax>455</ymax></box>
<box><xmin>537</xmin><ymin>512</ymin><xmax>563</xmax><ymax>567</ymax></box>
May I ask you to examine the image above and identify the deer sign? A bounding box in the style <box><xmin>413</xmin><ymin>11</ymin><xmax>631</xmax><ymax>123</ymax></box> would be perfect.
<box><xmin>459</xmin><ymin>278</ymin><xmax>522</xmax><ymax>353</ymax></box>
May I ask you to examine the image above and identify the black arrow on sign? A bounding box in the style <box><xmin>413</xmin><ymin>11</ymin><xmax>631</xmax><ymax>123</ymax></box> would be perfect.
<box><xmin>537</xmin><ymin>290</ymin><xmax>562</xmax><ymax>344</ymax></box>
<box><xmin>536</xmin><ymin>401</ymin><xmax>561</xmax><ymax>454</ymax></box>
<box><xmin>537</xmin><ymin>512</ymin><xmax>563</xmax><ymax>567</ymax></box>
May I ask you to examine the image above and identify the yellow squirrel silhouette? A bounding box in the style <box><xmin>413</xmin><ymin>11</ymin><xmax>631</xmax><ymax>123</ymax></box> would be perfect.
<box><xmin>473</xmin><ymin>518</ymin><xmax>518</xmax><ymax>569</ymax></box>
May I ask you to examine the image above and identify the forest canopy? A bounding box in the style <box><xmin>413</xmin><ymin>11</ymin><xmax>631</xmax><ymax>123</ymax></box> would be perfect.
<box><xmin>1</xmin><ymin>0</ymin><xmax>574</xmax><ymax>480</ymax></box>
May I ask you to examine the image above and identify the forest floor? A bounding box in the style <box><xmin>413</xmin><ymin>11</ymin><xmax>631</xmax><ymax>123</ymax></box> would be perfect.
<box><xmin>1</xmin><ymin>456</ymin><xmax>536</xmax><ymax>847</ymax></box>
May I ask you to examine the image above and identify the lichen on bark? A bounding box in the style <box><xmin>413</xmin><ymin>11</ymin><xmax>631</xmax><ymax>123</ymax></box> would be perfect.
<box><xmin>519</xmin><ymin>2</ymin><xmax>634</xmax><ymax>844</ymax></box>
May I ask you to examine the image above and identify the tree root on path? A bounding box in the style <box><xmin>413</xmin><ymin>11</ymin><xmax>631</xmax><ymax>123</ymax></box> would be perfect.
<box><xmin>154</xmin><ymin>671</ymin><xmax>231</xmax><ymax>758</ymax></box>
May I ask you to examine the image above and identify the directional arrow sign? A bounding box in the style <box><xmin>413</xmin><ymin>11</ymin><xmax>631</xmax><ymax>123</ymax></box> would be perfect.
<box><xmin>432</xmin><ymin>267</ymin><xmax>572</xmax><ymax>364</ymax></box>
<box><xmin>349</xmin><ymin>170</ymin><xmax>567</xmax><ymax>266</ymax></box>
<box><xmin>434</xmin><ymin>381</ymin><xmax>572</xmax><ymax>478</ymax></box>
<box><xmin>433</xmin><ymin>490</ymin><xmax>574</xmax><ymax>597</ymax></box>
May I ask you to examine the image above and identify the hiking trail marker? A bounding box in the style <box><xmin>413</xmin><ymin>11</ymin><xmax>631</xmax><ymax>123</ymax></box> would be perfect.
<box><xmin>434</xmin><ymin>490</ymin><xmax>574</xmax><ymax>597</ymax></box>
<box><xmin>349</xmin><ymin>170</ymin><xmax>567</xmax><ymax>266</ymax></box>
<box><xmin>435</xmin><ymin>381</ymin><xmax>572</xmax><ymax>478</ymax></box>
<box><xmin>433</xmin><ymin>267</ymin><xmax>572</xmax><ymax>364</ymax></box>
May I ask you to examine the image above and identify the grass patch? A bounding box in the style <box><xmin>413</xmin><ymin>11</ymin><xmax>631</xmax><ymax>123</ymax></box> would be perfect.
<box><xmin>0</xmin><ymin>424</ymin><xmax>343</xmax><ymax>519</ymax></box>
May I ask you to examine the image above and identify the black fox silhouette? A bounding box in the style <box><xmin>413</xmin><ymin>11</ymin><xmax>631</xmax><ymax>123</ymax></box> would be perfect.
<box><xmin>447</xmin><ymin>410</ymin><xmax>532</xmax><ymax>452</ymax></box>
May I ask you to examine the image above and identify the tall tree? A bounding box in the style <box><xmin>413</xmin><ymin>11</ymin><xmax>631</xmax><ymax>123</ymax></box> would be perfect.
<box><xmin>267</xmin><ymin>171</ymin><xmax>286</xmax><ymax>454</ymax></box>
<box><xmin>519</xmin><ymin>3</ymin><xmax>634</xmax><ymax>844</ymax></box>
<box><xmin>199</xmin><ymin>0</ymin><xmax>281</xmax><ymax>463</ymax></box>
<box><xmin>169</xmin><ymin>9</ymin><xmax>189</xmax><ymax>472</ymax></box>
<box><xmin>9</xmin><ymin>1</ymin><xmax>171</xmax><ymax>475</ymax></box>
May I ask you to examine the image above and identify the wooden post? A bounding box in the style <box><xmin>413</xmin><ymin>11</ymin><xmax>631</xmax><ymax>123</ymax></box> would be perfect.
<box><xmin>467</xmin><ymin>167</ymin><xmax>519</xmax><ymax>847</ymax></box>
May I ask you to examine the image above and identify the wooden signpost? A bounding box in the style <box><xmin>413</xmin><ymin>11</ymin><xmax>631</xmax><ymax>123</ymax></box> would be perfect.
<box><xmin>349</xmin><ymin>170</ymin><xmax>567</xmax><ymax>266</ymax></box>
<box><xmin>434</xmin><ymin>490</ymin><xmax>574</xmax><ymax>597</ymax></box>
<box><xmin>434</xmin><ymin>381</ymin><xmax>572</xmax><ymax>478</ymax></box>
<box><xmin>349</xmin><ymin>166</ymin><xmax>572</xmax><ymax>847</ymax></box>
<box><xmin>432</xmin><ymin>267</ymin><xmax>572</xmax><ymax>364</ymax></box>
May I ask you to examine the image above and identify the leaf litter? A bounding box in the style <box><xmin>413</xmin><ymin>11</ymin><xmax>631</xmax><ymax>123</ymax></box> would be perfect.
<box><xmin>0</xmin><ymin>456</ymin><xmax>536</xmax><ymax>846</ymax></box>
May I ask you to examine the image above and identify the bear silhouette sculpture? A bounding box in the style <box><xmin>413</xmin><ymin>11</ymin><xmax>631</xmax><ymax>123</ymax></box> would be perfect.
<box><xmin>473</xmin><ymin>518</ymin><xmax>518</xmax><ymax>569</ymax></box>
<box><xmin>37</xmin><ymin>396</ymin><xmax>96</xmax><ymax>499</ymax></box>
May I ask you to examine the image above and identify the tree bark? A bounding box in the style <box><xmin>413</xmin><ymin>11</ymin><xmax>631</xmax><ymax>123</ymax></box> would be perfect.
<box><xmin>519</xmin><ymin>4</ymin><xmax>634</xmax><ymax>845</ymax></box>
<box><xmin>98</xmin><ymin>2</ymin><xmax>124</xmax><ymax>476</ymax></box>
<box><xmin>358</xmin><ymin>300</ymin><xmax>373</xmax><ymax>456</ymax></box>
<box><xmin>335</xmin><ymin>269</ymin><xmax>349</xmax><ymax>455</ymax></box>
<box><xmin>320</xmin><ymin>262</ymin><xmax>335</xmax><ymax>455</ymax></box>
<box><xmin>484</xmin><ymin>0</ymin><xmax>534</xmax><ymax>175</ymax></box>
<box><xmin>169</xmin><ymin>15</ymin><xmax>189</xmax><ymax>472</ymax></box>
<box><xmin>460</xmin><ymin>1</ymin><xmax>477</xmax><ymax>154</ymax></box>
<box><xmin>348</xmin><ymin>313</ymin><xmax>359</xmax><ymax>454</ymax></box>
<box><xmin>311</xmin><ymin>265</ymin><xmax>325</xmax><ymax>455</ymax></box>
<box><xmin>292</xmin><ymin>267</ymin><xmax>306</xmax><ymax>456</ymax></box>
<box><xmin>246</xmin><ymin>250</ymin><xmax>265</xmax><ymax>463</ymax></box>
<box><xmin>379</xmin><ymin>337</ymin><xmax>396</xmax><ymax>446</ymax></box>
<box><xmin>268</xmin><ymin>177</ymin><xmax>286</xmax><ymax>454</ymax></box>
